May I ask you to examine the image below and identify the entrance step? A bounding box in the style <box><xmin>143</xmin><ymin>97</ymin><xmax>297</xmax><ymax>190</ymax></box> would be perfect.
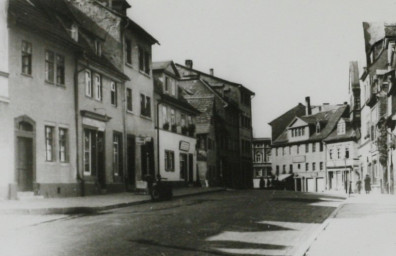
<box><xmin>17</xmin><ymin>192</ymin><xmax>44</xmax><ymax>201</ymax></box>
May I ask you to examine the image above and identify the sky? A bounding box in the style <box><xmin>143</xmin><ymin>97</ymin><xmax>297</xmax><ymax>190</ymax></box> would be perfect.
<box><xmin>128</xmin><ymin>0</ymin><xmax>396</xmax><ymax>138</ymax></box>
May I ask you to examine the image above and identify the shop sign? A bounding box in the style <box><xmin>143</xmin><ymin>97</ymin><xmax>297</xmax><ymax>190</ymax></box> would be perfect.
<box><xmin>180</xmin><ymin>141</ymin><xmax>190</xmax><ymax>151</ymax></box>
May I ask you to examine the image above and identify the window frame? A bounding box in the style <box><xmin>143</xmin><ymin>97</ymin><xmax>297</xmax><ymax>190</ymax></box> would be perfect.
<box><xmin>140</xmin><ymin>94</ymin><xmax>151</xmax><ymax>118</ymax></box>
<box><xmin>56</xmin><ymin>54</ymin><xmax>65</xmax><ymax>85</ymax></box>
<box><xmin>126</xmin><ymin>88</ymin><xmax>133</xmax><ymax>112</ymax></box>
<box><xmin>45</xmin><ymin>126</ymin><xmax>55</xmax><ymax>162</ymax></box>
<box><xmin>21</xmin><ymin>40</ymin><xmax>32</xmax><ymax>75</ymax></box>
<box><xmin>165</xmin><ymin>150</ymin><xmax>175</xmax><ymax>172</ymax></box>
<box><xmin>94</xmin><ymin>73</ymin><xmax>102</xmax><ymax>101</ymax></box>
<box><xmin>85</xmin><ymin>70</ymin><xmax>92</xmax><ymax>97</ymax></box>
<box><xmin>45</xmin><ymin>50</ymin><xmax>55</xmax><ymax>83</ymax></box>
<box><xmin>59</xmin><ymin>127</ymin><xmax>69</xmax><ymax>163</ymax></box>
<box><xmin>111</xmin><ymin>81</ymin><xmax>117</xmax><ymax>107</ymax></box>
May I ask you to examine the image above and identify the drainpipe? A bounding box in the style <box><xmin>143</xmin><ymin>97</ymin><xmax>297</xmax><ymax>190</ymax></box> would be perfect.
<box><xmin>74</xmin><ymin>56</ymin><xmax>84</xmax><ymax>196</ymax></box>
<box><xmin>122</xmin><ymin>82</ymin><xmax>127</xmax><ymax>190</ymax></box>
<box><xmin>156</xmin><ymin>100</ymin><xmax>161</xmax><ymax>178</ymax></box>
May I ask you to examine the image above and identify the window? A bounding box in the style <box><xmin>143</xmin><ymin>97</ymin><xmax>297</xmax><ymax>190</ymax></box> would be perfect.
<box><xmin>170</xmin><ymin>108</ymin><xmax>175</xmax><ymax>125</ymax></box>
<box><xmin>337</xmin><ymin>121</ymin><xmax>346</xmax><ymax>135</ymax></box>
<box><xmin>283</xmin><ymin>165</ymin><xmax>286</xmax><ymax>174</ymax></box>
<box><xmin>45</xmin><ymin>50</ymin><xmax>54</xmax><ymax>82</ymax></box>
<box><xmin>289</xmin><ymin>164</ymin><xmax>293</xmax><ymax>173</ymax></box>
<box><xmin>298</xmin><ymin>164</ymin><xmax>301</xmax><ymax>170</ymax></box>
<box><xmin>312</xmin><ymin>143</ymin><xmax>316</xmax><ymax>152</ymax></box>
<box><xmin>94</xmin><ymin>74</ymin><xmax>102</xmax><ymax>101</ymax></box>
<box><xmin>276</xmin><ymin>165</ymin><xmax>280</xmax><ymax>175</ymax></box>
<box><xmin>306</xmin><ymin>163</ymin><xmax>309</xmax><ymax>171</ymax></box>
<box><xmin>95</xmin><ymin>40</ymin><xmax>102</xmax><ymax>56</ymax></box>
<box><xmin>165</xmin><ymin>150</ymin><xmax>175</xmax><ymax>172</ymax></box>
<box><xmin>329</xmin><ymin>149</ymin><xmax>333</xmax><ymax>159</ymax></box>
<box><xmin>110</xmin><ymin>82</ymin><xmax>117</xmax><ymax>106</ymax></box>
<box><xmin>306</xmin><ymin>143</ymin><xmax>309</xmax><ymax>153</ymax></box>
<box><xmin>138</xmin><ymin>46</ymin><xmax>150</xmax><ymax>74</ymax></box>
<box><xmin>22</xmin><ymin>41</ymin><xmax>32</xmax><ymax>75</ymax></box>
<box><xmin>84</xmin><ymin>130</ymin><xmax>92</xmax><ymax>175</ymax></box>
<box><xmin>255</xmin><ymin>153</ymin><xmax>262</xmax><ymax>162</ymax></box>
<box><xmin>59</xmin><ymin>128</ymin><xmax>68</xmax><ymax>163</ymax></box>
<box><xmin>71</xmin><ymin>24</ymin><xmax>78</xmax><ymax>41</ymax></box>
<box><xmin>320</xmin><ymin>142</ymin><xmax>323</xmax><ymax>152</ymax></box>
<box><xmin>337</xmin><ymin>148</ymin><xmax>341</xmax><ymax>159</ymax></box>
<box><xmin>126</xmin><ymin>39</ymin><xmax>132</xmax><ymax>64</ymax></box>
<box><xmin>126</xmin><ymin>88</ymin><xmax>132</xmax><ymax>112</ymax></box>
<box><xmin>320</xmin><ymin>162</ymin><xmax>323</xmax><ymax>170</ymax></box>
<box><xmin>140</xmin><ymin>94</ymin><xmax>151</xmax><ymax>117</ymax></box>
<box><xmin>45</xmin><ymin>126</ymin><xmax>55</xmax><ymax>161</ymax></box>
<box><xmin>345</xmin><ymin>147</ymin><xmax>350</xmax><ymax>159</ymax></box>
<box><xmin>85</xmin><ymin>70</ymin><xmax>92</xmax><ymax>97</ymax></box>
<box><xmin>316</xmin><ymin>122</ymin><xmax>321</xmax><ymax>133</ymax></box>
<box><xmin>312</xmin><ymin>162</ymin><xmax>316</xmax><ymax>171</ymax></box>
<box><xmin>113</xmin><ymin>133</ymin><xmax>122</xmax><ymax>176</ymax></box>
<box><xmin>56</xmin><ymin>54</ymin><xmax>65</xmax><ymax>85</ymax></box>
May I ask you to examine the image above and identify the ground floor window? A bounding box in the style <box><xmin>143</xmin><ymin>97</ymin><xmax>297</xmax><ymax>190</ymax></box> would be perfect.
<box><xmin>113</xmin><ymin>132</ymin><xmax>123</xmax><ymax>177</ymax></box>
<box><xmin>165</xmin><ymin>150</ymin><xmax>175</xmax><ymax>172</ymax></box>
<box><xmin>59</xmin><ymin>128</ymin><xmax>69</xmax><ymax>162</ymax></box>
<box><xmin>45</xmin><ymin>126</ymin><xmax>55</xmax><ymax>161</ymax></box>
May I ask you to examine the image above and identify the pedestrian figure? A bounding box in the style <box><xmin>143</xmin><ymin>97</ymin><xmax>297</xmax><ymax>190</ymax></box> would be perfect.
<box><xmin>356</xmin><ymin>179</ymin><xmax>362</xmax><ymax>194</ymax></box>
<box><xmin>364</xmin><ymin>174</ymin><xmax>371</xmax><ymax>194</ymax></box>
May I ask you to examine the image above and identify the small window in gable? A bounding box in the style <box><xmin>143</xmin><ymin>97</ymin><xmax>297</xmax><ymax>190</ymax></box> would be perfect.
<box><xmin>71</xmin><ymin>24</ymin><xmax>78</xmax><ymax>42</ymax></box>
<box><xmin>337</xmin><ymin>120</ymin><xmax>346</xmax><ymax>135</ymax></box>
<box><xmin>95</xmin><ymin>40</ymin><xmax>102</xmax><ymax>56</ymax></box>
<box><xmin>316</xmin><ymin>122</ymin><xmax>321</xmax><ymax>133</ymax></box>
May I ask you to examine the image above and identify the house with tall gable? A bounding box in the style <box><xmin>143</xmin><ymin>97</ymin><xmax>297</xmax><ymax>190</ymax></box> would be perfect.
<box><xmin>176</xmin><ymin>60</ymin><xmax>255</xmax><ymax>188</ymax></box>
<box><xmin>271</xmin><ymin>97</ymin><xmax>348</xmax><ymax>192</ymax></box>
<box><xmin>152</xmin><ymin>61</ymin><xmax>200</xmax><ymax>185</ymax></box>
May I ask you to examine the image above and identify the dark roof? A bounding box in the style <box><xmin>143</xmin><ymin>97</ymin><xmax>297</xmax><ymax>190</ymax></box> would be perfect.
<box><xmin>272</xmin><ymin>105</ymin><xmax>348</xmax><ymax>146</ymax></box>
<box><xmin>8</xmin><ymin>0</ymin><xmax>80</xmax><ymax>48</ymax></box>
<box><xmin>124</xmin><ymin>17</ymin><xmax>159</xmax><ymax>45</ymax></box>
<box><xmin>175</xmin><ymin>63</ymin><xmax>255</xmax><ymax>96</ymax></box>
<box><xmin>324</xmin><ymin>121</ymin><xmax>359</xmax><ymax>143</ymax></box>
<box><xmin>269</xmin><ymin>103</ymin><xmax>306</xmax><ymax>141</ymax></box>
<box><xmin>363</xmin><ymin>22</ymin><xmax>385</xmax><ymax>53</ymax></box>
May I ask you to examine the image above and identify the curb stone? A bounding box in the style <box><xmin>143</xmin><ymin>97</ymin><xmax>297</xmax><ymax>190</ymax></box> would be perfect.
<box><xmin>0</xmin><ymin>188</ymin><xmax>226</xmax><ymax>215</ymax></box>
<box><xmin>295</xmin><ymin>199</ymin><xmax>346</xmax><ymax>256</ymax></box>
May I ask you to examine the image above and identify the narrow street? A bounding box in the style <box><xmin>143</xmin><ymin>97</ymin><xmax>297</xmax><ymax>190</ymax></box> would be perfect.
<box><xmin>0</xmin><ymin>190</ymin><xmax>344</xmax><ymax>256</ymax></box>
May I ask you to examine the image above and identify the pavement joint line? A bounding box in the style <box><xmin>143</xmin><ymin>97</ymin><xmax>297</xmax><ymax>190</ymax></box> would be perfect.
<box><xmin>295</xmin><ymin>198</ymin><xmax>347</xmax><ymax>256</ymax></box>
<box><xmin>0</xmin><ymin>188</ymin><xmax>226</xmax><ymax>215</ymax></box>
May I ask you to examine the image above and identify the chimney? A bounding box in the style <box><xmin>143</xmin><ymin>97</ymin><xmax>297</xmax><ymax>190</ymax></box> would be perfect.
<box><xmin>185</xmin><ymin>59</ymin><xmax>193</xmax><ymax>69</ymax></box>
<box><xmin>209</xmin><ymin>68</ymin><xmax>214</xmax><ymax>76</ymax></box>
<box><xmin>305</xmin><ymin>96</ymin><xmax>312</xmax><ymax>115</ymax></box>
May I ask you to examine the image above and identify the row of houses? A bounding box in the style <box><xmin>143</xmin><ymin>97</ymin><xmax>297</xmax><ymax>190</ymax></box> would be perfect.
<box><xmin>256</xmin><ymin>22</ymin><xmax>396</xmax><ymax>195</ymax></box>
<box><xmin>0</xmin><ymin>0</ymin><xmax>254</xmax><ymax>200</ymax></box>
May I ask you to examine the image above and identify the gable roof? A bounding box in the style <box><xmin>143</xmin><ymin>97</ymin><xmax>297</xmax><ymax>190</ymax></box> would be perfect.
<box><xmin>272</xmin><ymin>105</ymin><xmax>348</xmax><ymax>145</ymax></box>
<box><xmin>152</xmin><ymin>61</ymin><xmax>181</xmax><ymax>78</ymax></box>
<box><xmin>324</xmin><ymin>120</ymin><xmax>360</xmax><ymax>143</ymax></box>
<box><xmin>175</xmin><ymin>63</ymin><xmax>255</xmax><ymax>96</ymax></box>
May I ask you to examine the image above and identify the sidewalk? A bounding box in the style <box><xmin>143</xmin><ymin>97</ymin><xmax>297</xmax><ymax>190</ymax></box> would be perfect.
<box><xmin>0</xmin><ymin>187</ymin><xmax>225</xmax><ymax>215</ymax></box>
<box><xmin>304</xmin><ymin>193</ymin><xmax>396</xmax><ymax>256</ymax></box>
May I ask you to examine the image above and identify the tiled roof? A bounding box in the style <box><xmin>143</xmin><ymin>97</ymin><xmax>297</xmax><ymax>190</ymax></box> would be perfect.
<box><xmin>363</xmin><ymin>22</ymin><xmax>385</xmax><ymax>52</ymax></box>
<box><xmin>175</xmin><ymin>63</ymin><xmax>255</xmax><ymax>96</ymax></box>
<box><xmin>8</xmin><ymin>0</ymin><xmax>79</xmax><ymax>47</ymax></box>
<box><xmin>324</xmin><ymin>122</ymin><xmax>359</xmax><ymax>143</ymax></box>
<box><xmin>272</xmin><ymin>105</ymin><xmax>348</xmax><ymax>145</ymax></box>
<box><xmin>268</xmin><ymin>103</ymin><xmax>306</xmax><ymax>141</ymax></box>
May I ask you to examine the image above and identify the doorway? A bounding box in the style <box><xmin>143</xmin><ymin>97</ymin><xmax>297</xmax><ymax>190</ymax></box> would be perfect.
<box><xmin>180</xmin><ymin>153</ymin><xmax>187</xmax><ymax>182</ymax></box>
<box><xmin>188</xmin><ymin>154</ymin><xmax>194</xmax><ymax>183</ymax></box>
<box><xmin>15</xmin><ymin>116</ymin><xmax>36</xmax><ymax>192</ymax></box>
<box><xmin>17</xmin><ymin>137</ymin><xmax>33</xmax><ymax>191</ymax></box>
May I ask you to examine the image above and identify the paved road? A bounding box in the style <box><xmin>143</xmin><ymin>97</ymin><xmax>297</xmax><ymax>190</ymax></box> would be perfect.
<box><xmin>0</xmin><ymin>190</ymin><xmax>344</xmax><ymax>256</ymax></box>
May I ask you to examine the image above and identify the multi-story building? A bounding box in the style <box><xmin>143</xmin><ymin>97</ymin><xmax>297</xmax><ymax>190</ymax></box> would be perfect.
<box><xmin>0</xmin><ymin>0</ymin><xmax>158</xmax><ymax>199</ymax></box>
<box><xmin>152</xmin><ymin>61</ymin><xmax>199</xmax><ymax>185</ymax></box>
<box><xmin>358</xmin><ymin>22</ymin><xmax>391</xmax><ymax>194</ymax></box>
<box><xmin>176</xmin><ymin>60</ymin><xmax>255</xmax><ymax>188</ymax></box>
<box><xmin>271</xmin><ymin>97</ymin><xmax>348</xmax><ymax>192</ymax></box>
<box><xmin>252</xmin><ymin>138</ymin><xmax>272</xmax><ymax>188</ymax></box>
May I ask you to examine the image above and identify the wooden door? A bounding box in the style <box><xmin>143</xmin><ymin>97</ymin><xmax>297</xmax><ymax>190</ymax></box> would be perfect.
<box><xmin>17</xmin><ymin>137</ymin><xmax>33</xmax><ymax>191</ymax></box>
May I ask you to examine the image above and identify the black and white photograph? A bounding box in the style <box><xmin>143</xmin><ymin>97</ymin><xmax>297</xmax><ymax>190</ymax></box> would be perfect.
<box><xmin>1</xmin><ymin>0</ymin><xmax>396</xmax><ymax>255</ymax></box>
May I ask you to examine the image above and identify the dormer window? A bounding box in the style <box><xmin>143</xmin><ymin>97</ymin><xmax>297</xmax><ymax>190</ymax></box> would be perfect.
<box><xmin>337</xmin><ymin>120</ymin><xmax>346</xmax><ymax>135</ymax></box>
<box><xmin>71</xmin><ymin>24</ymin><xmax>78</xmax><ymax>42</ymax></box>
<box><xmin>95</xmin><ymin>40</ymin><xmax>102</xmax><ymax>56</ymax></box>
<box><xmin>290</xmin><ymin>127</ymin><xmax>305</xmax><ymax>137</ymax></box>
<box><xmin>164</xmin><ymin>76</ymin><xmax>176</xmax><ymax>96</ymax></box>
<box><xmin>316</xmin><ymin>122</ymin><xmax>321</xmax><ymax>133</ymax></box>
